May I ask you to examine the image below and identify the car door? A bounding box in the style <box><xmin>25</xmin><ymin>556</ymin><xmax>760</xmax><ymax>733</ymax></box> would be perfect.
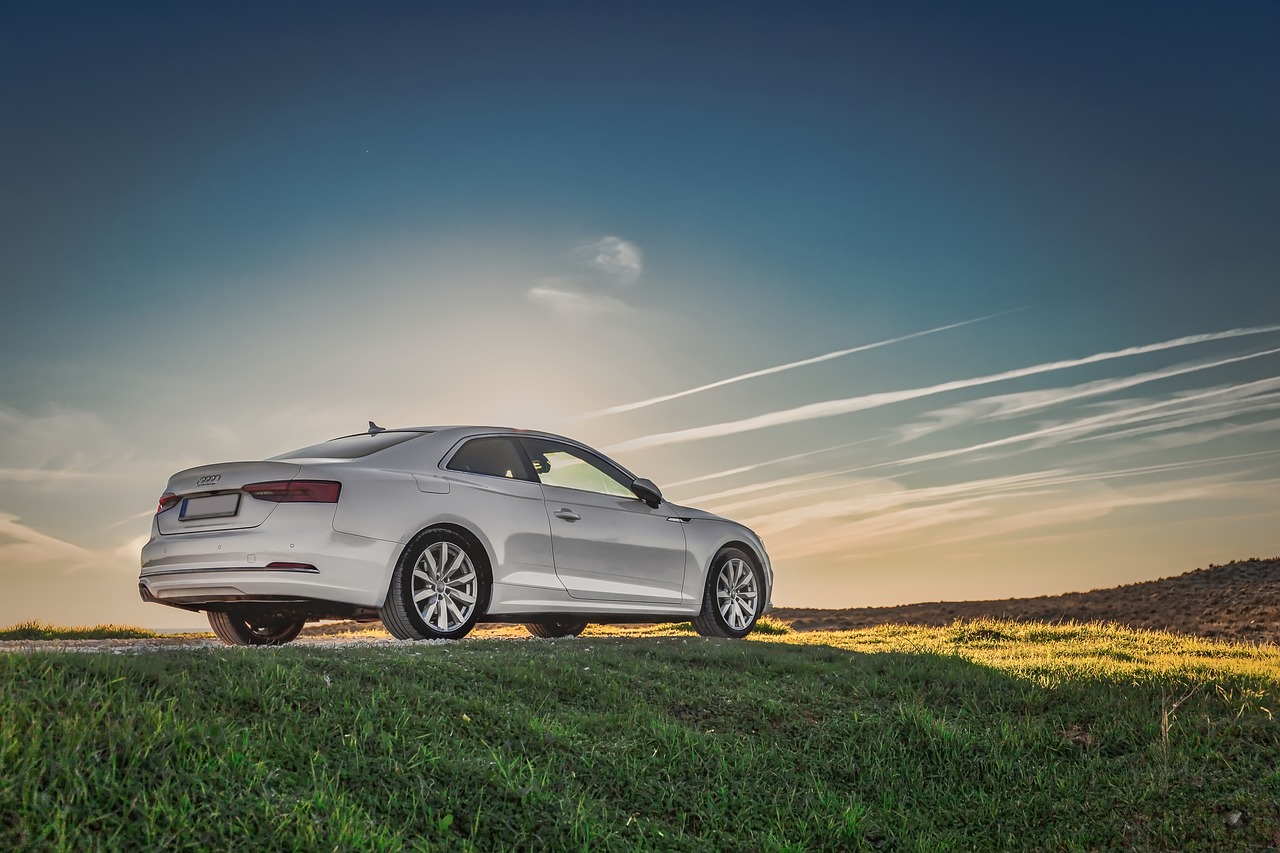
<box><xmin>437</xmin><ymin>435</ymin><xmax>559</xmax><ymax>592</ymax></box>
<box><xmin>521</xmin><ymin>437</ymin><xmax>688</xmax><ymax>603</ymax></box>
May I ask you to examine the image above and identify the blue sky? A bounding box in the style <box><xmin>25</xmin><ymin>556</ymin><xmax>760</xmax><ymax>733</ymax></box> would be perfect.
<box><xmin>1</xmin><ymin>2</ymin><xmax>1278</xmax><ymax>626</ymax></box>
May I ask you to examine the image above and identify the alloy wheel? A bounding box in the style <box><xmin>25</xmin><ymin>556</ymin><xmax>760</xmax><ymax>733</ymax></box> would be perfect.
<box><xmin>411</xmin><ymin>540</ymin><xmax>479</xmax><ymax>633</ymax></box>
<box><xmin>715</xmin><ymin>557</ymin><xmax>759</xmax><ymax>632</ymax></box>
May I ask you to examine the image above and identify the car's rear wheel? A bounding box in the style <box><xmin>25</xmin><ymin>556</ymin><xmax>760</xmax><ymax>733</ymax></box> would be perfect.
<box><xmin>207</xmin><ymin>610</ymin><xmax>306</xmax><ymax>646</ymax></box>
<box><xmin>692</xmin><ymin>548</ymin><xmax>763</xmax><ymax>638</ymax></box>
<box><xmin>382</xmin><ymin>528</ymin><xmax>489</xmax><ymax>640</ymax></box>
<box><xmin>524</xmin><ymin>619</ymin><xmax>589</xmax><ymax>638</ymax></box>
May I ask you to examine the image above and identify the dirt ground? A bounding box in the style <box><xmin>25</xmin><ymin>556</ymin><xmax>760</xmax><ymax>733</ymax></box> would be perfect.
<box><xmin>772</xmin><ymin>557</ymin><xmax>1280</xmax><ymax>645</ymax></box>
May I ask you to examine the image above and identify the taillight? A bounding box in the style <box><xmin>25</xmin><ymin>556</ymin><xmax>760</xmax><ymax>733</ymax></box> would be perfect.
<box><xmin>157</xmin><ymin>492</ymin><xmax>179</xmax><ymax>514</ymax></box>
<box><xmin>242</xmin><ymin>480</ymin><xmax>341</xmax><ymax>503</ymax></box>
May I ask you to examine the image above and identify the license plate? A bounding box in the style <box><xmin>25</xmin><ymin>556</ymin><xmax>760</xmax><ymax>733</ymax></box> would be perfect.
<box><xmin>180</xmin><ymin>493</ymin><xmax>241</xmax><ymax>520</ymax></box>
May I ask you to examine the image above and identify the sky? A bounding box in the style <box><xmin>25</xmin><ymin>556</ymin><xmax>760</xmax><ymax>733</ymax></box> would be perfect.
<box><xmin>1</xmin><ymin>1</ymin><xmax>1277</xmax><ymax>628</ymax></box>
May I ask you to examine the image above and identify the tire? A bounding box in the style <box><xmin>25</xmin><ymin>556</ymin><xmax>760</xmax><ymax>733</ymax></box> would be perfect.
<box><xmin>524</xmin><ymin>619</ymin><xmax>589</xmax><ymax>638</ymax></box>
<box><xmin>692</xmin><ymin>548</ymin><xmax>764</xmax><ymax>639</ymax></box>
<box><xmin>381</xmin><ymin>527</ymin><xmax>490</xmax><ymax>640</ymax></box>
<box><xmin>207</xmin><ymin>610</ymin><xmax>305</xmax><ymax>646</ymax></box>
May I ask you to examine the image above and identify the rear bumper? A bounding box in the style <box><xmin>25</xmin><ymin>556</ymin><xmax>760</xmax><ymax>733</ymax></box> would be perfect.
<box><xmin>139</xmin><ymin>515</ymin><xmax>399</xmax><ymax>610</ymax></box>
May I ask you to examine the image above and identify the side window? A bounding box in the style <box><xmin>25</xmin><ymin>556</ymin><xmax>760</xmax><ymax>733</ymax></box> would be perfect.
<box><xmin>445</xmin><ymin>437</ymin><xmax>534</xmax><ymax>481</ymax></box>
<box><xmin>521</xmin><ymin>439</ymin><xmax>637</xmax><ymax>499</ymax></box>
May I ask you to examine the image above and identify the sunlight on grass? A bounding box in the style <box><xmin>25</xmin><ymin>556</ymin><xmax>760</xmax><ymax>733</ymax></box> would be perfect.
<box><xmin>793</xmin><ymin>619</ymin><xmax>1280</xmax><ymax>682</ymax></box>
<box><xmin>0</xmin><ymin>621</ymin><xmax>160</xmax><ymax>640</ymax></box>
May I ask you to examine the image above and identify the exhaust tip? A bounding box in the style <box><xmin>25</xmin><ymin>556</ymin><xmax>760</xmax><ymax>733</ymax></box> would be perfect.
<box><xmin>138</xmin><ymin>582</ymin><xmax>154</xmax><ymax>603</ymax></box>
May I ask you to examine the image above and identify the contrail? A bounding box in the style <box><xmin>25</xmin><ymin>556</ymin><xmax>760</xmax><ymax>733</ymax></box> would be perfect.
<box><xmin>663</xmin><ymin>437</ymin><xmax>878</xmax><ymax>489</ymax></box>
<box><xmin>604</xmin><ymin>323</ymin><xmax>1280</xmax><ymax>454</ymax></box>
<box><xmin>671</xmin><ymin>365</ymin><xmax>1280</xmax><ymax>506</ymax></box>
<box><xmin>578</xmin><ymin>310</ymin><xmax>1018</xmax><ymax>419</ymax></box>
<box><xmin>868</xmin><ymin>367</ymin><xmax>1280</xmax><ymax>471</ymax></box>
<box><xmin>717</xmin><ymin>444</ymin><xmax>1280</xmax><ymax>519</ymax></box>
<box><xmin>890</xmin><ymin>346</ymin><xmax>1280</xmax><ymax>445</ymax></box>
<box><xmin>101</xmin><ymin>509</ymin><xmax>157</xmax><ymax>530</ymax></box>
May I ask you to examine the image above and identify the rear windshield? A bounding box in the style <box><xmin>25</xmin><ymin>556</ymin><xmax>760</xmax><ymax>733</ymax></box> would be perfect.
<box><xmin>272</xmin><ymin>431</ymin><xmax>428</xmax><ymax>460</ymax></box>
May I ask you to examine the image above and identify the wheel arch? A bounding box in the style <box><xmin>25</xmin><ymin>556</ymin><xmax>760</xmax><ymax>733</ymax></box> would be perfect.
<box><xmin>385</xmin><ymin>519</ymin><xmax>496</xmax><ymax>606</ymax></box>
<box><xmin>380</xmin><ymin>520</ymin><xmax>494</xmax><ymax>640</ymax></box>
<box><xmin>711</xmin><ymin>538</ymin><xmax>770</xmax><ymax>602</ymax></box>
<box><xmin>691</xmin><ymin>539</ymin><xmax>769</xmax><ymax>638</ymax></box>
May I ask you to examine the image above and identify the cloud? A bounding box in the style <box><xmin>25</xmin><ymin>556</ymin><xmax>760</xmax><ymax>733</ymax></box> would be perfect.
<box><xmin>883</xmin><ymin>474</ymin><xmax>1280</xmax><ymax>559</ymax></box>
<box><xmin>576</xmin><ymin>236</ymin><xmax>642</xmax><ymax>285</ymax></box>
<box><xmin>670</xmin><ymin>374</ymin><xmax>1280</xmax><ymax>530</ymax></box>
<box><xmin>0</xmin><ymin>468</ymin><xmax>118</xmax><ymax>482</ymax></box>
<box><xmin>780</xmin><ymin>497</ymin><xmax>999</xmax><ymax>558</ymax></box>
<box><xmin>0</xmin><ymin>513</ymin><xmax>98</xmax><ymax>572</ymax></box>
<box><xmin>102</xmin><ymin>509</ymin><xmax>158</xmax><ymax>531</ymax></box>
<box><xmin>528</xmin><ymin>236</ymin><xmax>644</xmax><ymax>317</ymax></box>
<box><xmin>762</xmin><ymin>470</ymin><xmax>1280</xmax><ymax>561</ymax></box>
<box><xmin>674</xmin><ymin>384</ymin><xmax>1280</xmax><ymax>508</ymax></box>
<box><xmin>696</xmin><ymin>445</ymin><xmax>1280</xmax><ymax>525</ymax></box>
<box><xmin>679</xmin><ymin>464</ymin><xmax>866</xmax><ymax>507</ymax></box>
<box><xmin>0</xmin><ymin>514</ymin><xmax>171</xmax><ymax>627</ymax></box>
<box><xmin>1079</xmin><ymin>412</ymin><xmax>1280</xmax><ymax>451</ymax></box>
<box><xmin>872</xmin><ymin>375</ymin><xmax>1280</xmax><ymax>471</ymax></box>
<box><xmin>735</xmin><ymin>469</ymin><xmax>1072</xmax><ymax>537</ymax></box>
<box><xmin>604</xmin><ymin>324</ymin><xmax>1280</xmax><ymax>453</ymax></box>
<box><xmin>893</xmin><ymin>346</ymin><xmax>1280</xmax><ymax>444</ymax></box>
<box><xmin>582</xmin><ymin>313</ymin><xmax>1012</xmax><ymax>420</ymax></box>
<box><xmin>663</xmin><ymin>437</ymin><xmax>880</xmax><ymax>489</ymax></box>
<box><xmin>527</xmin><ymin>284</ymin><xmax>633</xmax><ymax>317</ymax></box>
<box><xmin>112</xmin><ymin>533</ymin><xmax>150</xmax><ymax>564</ymax></box>
<box><xmin>720</xmin><ymin>449</ymin><xmax>1280</xmax><ymax>525</ymax></box>
<box><xmin>0</xmin><ymin>404</ymin><xmax>135</xmax><ymax>487</ymax></box>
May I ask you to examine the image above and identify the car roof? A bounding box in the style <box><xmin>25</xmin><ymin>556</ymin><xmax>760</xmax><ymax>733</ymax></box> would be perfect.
<box><xmin>341</xmin><ymin>425</ymin><xmax>581</xmax><ymax>443</ymax></box>
<box><xmin>309</xmin><ymin>426</ymin><xmax>635</xmax><ymax>478</ymax></box>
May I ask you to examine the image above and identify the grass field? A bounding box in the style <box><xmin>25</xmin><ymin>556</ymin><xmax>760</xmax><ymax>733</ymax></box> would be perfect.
<box><xmin>3</xmin><ymin>620</ymin><xmax>1279</xmax><ymax>850</ymax></box>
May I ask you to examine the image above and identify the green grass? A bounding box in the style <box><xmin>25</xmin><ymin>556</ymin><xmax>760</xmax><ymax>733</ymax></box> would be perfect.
<box><xmin>3</xmin><ymin>620</ymin><xmax>1279</xmax><ymax>850</ymax></box>
<box><xmin>0</xmin><ymin>620</ymin><xmax>160</xmax><ymax>640</ymax></box>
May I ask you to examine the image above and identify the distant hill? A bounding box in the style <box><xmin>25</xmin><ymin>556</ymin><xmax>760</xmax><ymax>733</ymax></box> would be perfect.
<box><xmin>773</xmin><ymin>557</ymin><xmax>1280</xmax><ymax>644</ymax></box>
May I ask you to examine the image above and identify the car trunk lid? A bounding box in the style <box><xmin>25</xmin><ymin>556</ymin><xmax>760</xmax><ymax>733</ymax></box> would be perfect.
<box><xmin>156</xmin><ymin>461</ymin><xmax>302</xmax><ymax>535</ymax></box>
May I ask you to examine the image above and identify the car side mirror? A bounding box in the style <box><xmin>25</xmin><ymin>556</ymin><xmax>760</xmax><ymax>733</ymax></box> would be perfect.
<box><xmin>631</xmin><ymin>477</ymin><xmax>663</xmax><ymax>508</ymax></box>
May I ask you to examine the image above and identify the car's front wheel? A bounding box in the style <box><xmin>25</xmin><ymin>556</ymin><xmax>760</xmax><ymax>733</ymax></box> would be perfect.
<box><xmin>692</xmin><ymin>548</ymin><xmax>763</xmax><ymax>638</ymax></box>
<box><xmin>381</xmin><ymin>528</ymin><xmax>489</xmax><ymax>640</ymax></box>
<box><xmin>207</xmin><ymin>610</ymin><xmax>306</xmax><ymax>646</ymax></box>
<box><xmin>524</xmin><ymin>619</ymin><xmax>589</xmax><ymax>638</ymax></box>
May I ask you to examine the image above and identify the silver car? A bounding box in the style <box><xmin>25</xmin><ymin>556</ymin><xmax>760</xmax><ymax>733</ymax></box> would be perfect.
<box><xmin>140</xmin><ymin>425</ymin><xmax>773</xmax><ymax>645</ymax></box>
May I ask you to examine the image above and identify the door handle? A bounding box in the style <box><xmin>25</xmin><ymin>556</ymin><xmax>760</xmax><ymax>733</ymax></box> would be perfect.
<box><xmin>553</xmin><ymin>508</ymin><xmax>581</xmax><ymax>522</ymax></box>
